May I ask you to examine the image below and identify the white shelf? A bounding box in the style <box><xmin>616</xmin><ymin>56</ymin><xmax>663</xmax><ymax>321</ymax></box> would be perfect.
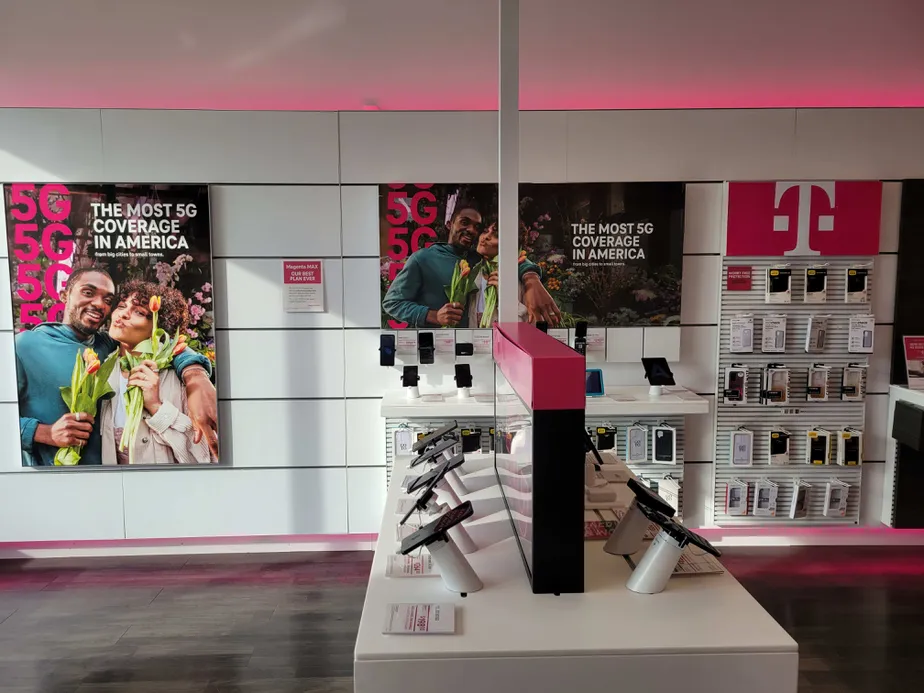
<box><xmin>354</xmin><ymin>454</ymin><xmax>798</xmax><ymax>693</ymax></box>
<box><xmin>382</xmin><ymin>386</ymin><xmax>709</xmax><ymax>419</ymax></box>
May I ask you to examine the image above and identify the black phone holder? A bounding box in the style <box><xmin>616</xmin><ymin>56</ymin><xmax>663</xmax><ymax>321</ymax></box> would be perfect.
<box><xmin>401</xmin><ymin>366</ymin><xmax>420</xmax><ymax>399</ymax></box>
<box><xmin>399</xmin><ymin>501</ymin><xmax>482</xmax><ymax>593</ymax></box>
<box><xmin>455</xmin><ymin>364</ymin><xmax>473</xmax><ymax>390</ymax></box>
<box><xmin>625</xmin><ymin>504</ymin><xmax>721</xmax><ymax>594</ymax></box>
<box><xmin>536</xmin><ymin>321</ymin><xmax>549</xmax><ymax>333</ymax></box>
<box><xmin>413</xmin><ymin>421</ymin><xmax>458</xmax><ymax>454</ymax></box>
<box><xmin>604</xmin><ymin>478</ymin><xmax>675</xmax><ymax>556</ymax></box>
<box><xmin>574</xmin><ymin>321</ymin><xmax>588</xmax><ymax>356</ymax></box>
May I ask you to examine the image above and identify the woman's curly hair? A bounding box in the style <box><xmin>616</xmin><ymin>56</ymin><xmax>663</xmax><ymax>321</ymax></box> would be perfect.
<box><xmin>117</xmin><ymin>280</ymin><xmax>189</xmax><ymax>336</ymax></box>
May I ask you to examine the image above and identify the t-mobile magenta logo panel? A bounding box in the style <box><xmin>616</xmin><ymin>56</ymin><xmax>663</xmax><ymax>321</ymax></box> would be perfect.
<box><xmin>726</xmin><ymin>181</ymin><xmax>882</xmax><ymax>256</ymax></box>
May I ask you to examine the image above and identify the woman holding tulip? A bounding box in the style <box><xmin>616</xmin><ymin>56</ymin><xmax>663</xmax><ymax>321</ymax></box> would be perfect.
<box><xmin>99</xmin><ymin>280</ymin><xmax>214</xmax><ymax>465</ymax></box>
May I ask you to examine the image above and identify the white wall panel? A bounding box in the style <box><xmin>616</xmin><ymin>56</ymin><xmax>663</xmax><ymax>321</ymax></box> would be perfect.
<box><xmin>217</xmin><ymin>330</ymin><xmax>344</xmax><ymax>399</ymax></box>
<box><xmin>339</xmin><ymin>112</ymin><xmax>497</xmax><ymax>183</ymax></box>
<box><xmin>869</xmin><ymin>325</ymin><xmax>894</xmax><ymax>395</ymax></box>
<box><xmin>346</xmin><ymin>399</ymin><xmax>386</xmax><ymax>467</ymax></box>
<box><xmin>860</xmin><ymin>463</ymin><xmax>886</xmax><ymax>527</ymax></box>
<box><xmin>520</xmin><ymin>112</ymin><xmax>568</xmax><ymax>183</ymax></box>
<box><xmin>605</xmin><ymin>327</ymin><xmax>643</xmax><ymax>363</ymax></box>
<box><xmin>0</xmin><ymin>109</ymin><xmax>104</xmax><ymax>181</ymax></box>
<box><xmin>0</xmin><ymin>257</ymin><xmax>11</xmax><ymax>330</ymax></box>
<box><xmin>566</xmin><ymin>110</ymin><xmax>796</xmax><ymax>182</ymax></box>
<box><xmin>681</xmin><ymin>463</ymin><xmax>712</xmax><ymax>529</ymax></box>
<box><xmin>0</xmin><ymin>207</ymin><xmax>7</xmax><ymax>257</ymax></box>
<box><xmin>0</xmin><ymin>402</ymin><xmax>20</xmax><ymax>472</ymax></box>
<box><xmin>673</xmin><ymin>326</ymin><xmax>718</xmax><ymax>395</ymax></box>
<box><xmin>643</xmin><ymin>327</ymin><xmax>681</xmax><ymax>361</ymax></box>
<box><xmin>879</xmin><ymin>182</ymin><xmax>902</xmax><ymax>253</ymax></box>
<box><xmin>683</xmin><ymin>183</ymin><xmax>724</xmax><ymax>255</ymax></box>
<box><xmin>685</xmin><ymin>396</ymin><xmax>716</xmax><ymax>462</ymax></box>
<box><xmin>122</xmin><ymin>467</ymin><xmax>348</xmax><ymax>538</ymax></box>
<box><xmin>219</xmin><ymin>399</ymin><xmax>346</xmax><ymax>468</ymax></box>
<box><xmin>213</xmin><ymin>258</ymin><xmax>344</xmax><ymax>329</ymax></box>
<box><xmin>343</xmin><ymin>258</ymin><xmax>382</xmax><ymax>328</ymax></box>
<box><xmin>0</xmin><ymin>332</ymin><xmax>16</xmax><ymax>402</ymax></box>
<box><xmin>864</xmin><ymin>394</ymin><xmax>890</xmax><ymax>462</ymax></box>
<box><xmin>680</xmin><ymin>255</ymin><xmax>721</xmax><ymax>325</ymax></box>
<box><xmin>872</xmin><ymin>254</ymin><xmax>897</xmax><ymax>324</ymax></box>
<box><xmin>210</xmin><ymin>185</ymin><xmax>342</xmax><ymax>257</ymax></box>
<box><xmin>341</xmin><ymin>185</ymin><xmax>379</xmax><ymax>256</ymax></box>
<box><xmin>344</xmin><ymin>329</ymin><xmax>398</xmax><ymax>398</ymax></box>
<box><xmin>348</xmin><ymin>466</ymin><xmax>387</xmax><ymax>534</ymax></box>
<box><xmin>794</xmin><ymin>109</ymin><xmax>924</xmax><ymax>180</ymax></box>
<box><xmin>0</xmin><ymin>471</ymin><xmax>125</xmax><ymax>542</ymax></box>
<box><xmin>101</xmin><ymin>110</ymin><xmax>340</xmax><ymax>183</ymax></box>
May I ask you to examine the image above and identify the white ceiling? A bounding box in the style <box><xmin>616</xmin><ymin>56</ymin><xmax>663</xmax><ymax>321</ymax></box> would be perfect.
<box><xmin>1</xmin><ymin>0</ymin><xmax>923</xmax><ymax>111</ymax></box>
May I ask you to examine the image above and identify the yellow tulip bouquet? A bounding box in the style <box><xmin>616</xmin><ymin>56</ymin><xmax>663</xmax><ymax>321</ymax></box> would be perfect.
<box><xmin>54</xmin><ymin>347</ymin><xmax>119</xmax><ymax>466</ymax></box>
<box><xmin>443</xmin><ymin>259</ymin><xmax>478</xmax><ymax>328</ymax></box>
<box><xmin>119</xmin><ymin>295</ymin><xmax>189</xmax><ymax>464</ymax></box>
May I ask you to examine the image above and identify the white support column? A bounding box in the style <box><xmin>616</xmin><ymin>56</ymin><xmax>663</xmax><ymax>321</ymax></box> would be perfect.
<box><xmin>497</xmin><ymin>0</ymin><xmax>519</xmax><ymax>322</ymax></box>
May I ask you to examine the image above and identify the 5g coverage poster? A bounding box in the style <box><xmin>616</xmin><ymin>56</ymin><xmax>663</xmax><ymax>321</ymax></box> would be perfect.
<box><xmin>4</xmin><ymin>184</ymin><xmax>220</xmax><ymax>467</ymax></box>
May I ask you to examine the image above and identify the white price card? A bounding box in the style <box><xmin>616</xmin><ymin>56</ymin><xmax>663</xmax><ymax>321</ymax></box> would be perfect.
<box><xmin>473</xmin><ymin>329</ymin><xmax>493</xmax><ymax>354</ymax></box>
<box><xmin>848</xmin><ymin>314</ymin><xmax>875</xmax><ymax>354</ymax></box>
<box><xmin>729</xmin><ymin>315</ymin><xmax>754</xmax><ymax>353</ymax></box>
<box><xmin>386</xmin><ymin>554</ymin><xmax>439</xmax><ymax>578</ymax></box>
<box><xmin>435</xmin><ymin>331</ymin><xmax>455</xmax><ymax>355</ymax></box>
<box><xmin>383</xmin><ymin>603</ymin><xmax>455</xmax><ymax>634</ymax></box>
<box><xmin>548</xmin><ymin>328</ymin><xmax>569</xmax><ymax>345</ymax></box>
<box><xmin>397</xmin><ymin>331</ymin><xmax>418</xmax><ymax>356</ymax></box>
<box><xmin>586</xmin><ymin>327</ymin><xmax>606</xmax><ymax>353</ymax></box>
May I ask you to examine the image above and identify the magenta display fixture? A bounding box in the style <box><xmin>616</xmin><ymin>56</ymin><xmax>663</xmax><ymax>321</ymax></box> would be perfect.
<box><xmin>493</xmin><ymin>323</ymin><xmax>586</xmax><ymax>594</ymax></box>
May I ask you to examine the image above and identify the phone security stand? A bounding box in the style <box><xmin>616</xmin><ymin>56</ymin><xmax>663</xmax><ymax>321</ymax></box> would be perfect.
<box><xmin>604</xmin><ymin>478</ymin><xmax>676</xmax><ymax>556</ymax></box>
<box><xmin>455</xmin><ymin>364</ymin><xmax>473</xmax><ymax>399</ymax></box>
<box><xmin>405</xmin><ymin>454</ymin><xmax>477</xmax><ymax>554</ymax></box>
<box><xmin>642</xmin><ymin>357</ymin><xmax>676</xmax><ymax>398</ymax></box>
<box><xmin>625</xmin><ymin>504</ymin><xmax>721</xmax><ymax>595</ymax></box>
<box><xmin>400</xmin><ymin>501</ymin><xmax>483</xmax><ymax>594</ymax></box>
<box><xmin>402</xmin><ymin>366</ymin><xmax>420</xmax><ymax>400</ymax></box>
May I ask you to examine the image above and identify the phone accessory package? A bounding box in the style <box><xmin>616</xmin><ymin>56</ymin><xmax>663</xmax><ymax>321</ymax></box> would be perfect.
<box><xmin>848</xmin><ymin>314</ymin><xmax>875</xmax><ymax>354</ymax></box>
<box><xmin>806</xmin><ymin>427</ymin><xmax>832</xmax><ymax>465</ymax></box>
<box><xmin>753</xmin><ymin>478</ymin><xmax>779</xmax><ymax>518</ymax></box>
<box><xmin>765</xmin><ymin>266</ymin><xmax>792</xmax><ymax>304</ymax></box>
<box><xmin>836</xmin><ymin>427</ymin><xmax>863</xmax><ymax>466</ymax></box>
<box><xmin>807</xmin><ymin>363</ymin><xmax>831</xmax><ymax>402</ymax></box>
<box><xmin>841</xmin><ymin>363</ymin><xmax>867</xmax><ymax>402</ymax></box>
<box><xmin>790</xmin><ymin>480</ymin><xmax>812</xmax><ymax>519</ymax></box>
<box><xmin>730</xmin><ymin>427</ymin><xmax>754</xmax><ymax>467</ymax></box>
<box><xmin>804</xmin><ymin>265</ymin><xmax>828</xmax><ymax>303</ymax></box>
<box><xmin>725</xmin><ymin>478</ymin><xmax>749</xmax><ymax>516</ymax></box>
<box><xmin>845</xmin><ymin>267</ymin><xmax>870</xmax><ymax>304</ymax></box>
<box><xmin>805</xmin><ymin>314</ymin><xmax>831</xmax><ymax>353</ymax></box>
<box><xmin>652</xmin><ymin>423</ymin><xmax>677</xmax><ymax>464</ymax></box>
<box><xmin>460</xmin><ymin>428</ymin><xmax>482</xmax><ymax>453</ymax></box>
<box><xmin>730</xmin><ymin>314</ymin><xmax>754</xmax><ymax>354</ymax></box>
<box><xmin>595</xmin><ymin>426</ymin><xmax>617</xmax><ymax>451</ymax></box>
<box><xmin>626</xmin><ymin>423</ymin><xmax>648</xmax><ymax>462</ymax></box>
<box><xmin>768</xmin><ymin>427</ymin><xmax>792</xmax><ymax>465</ymax></box>
<box><xmin>658</xmin><ymin>476</ymin><xmax>681</xmax><ymax>514</ymax></box>
<box><xmin>824</xmin><ymin>479</ymin><xmax>850</xmax><ymax>518</ymax></box>
<box><xmin>761</xmin><ymin>315</ymin><xmax>787</xmax><ymax>353</ymax></box>
<box><xmin>761</xmin><ymin>364</ymin><xmax>790</xmax><ymax>405</ymax></box>
<box><xmin>723</xmin><ymin>365</ymin><xmax>749</xmax><ymax>405</ymax></box>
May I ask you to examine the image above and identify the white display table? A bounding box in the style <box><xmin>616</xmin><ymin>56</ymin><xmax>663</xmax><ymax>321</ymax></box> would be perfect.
<box><xmin>354</xmin><ymin>454</ymin><xmax>798</xmax><ymax>693</ymax></box>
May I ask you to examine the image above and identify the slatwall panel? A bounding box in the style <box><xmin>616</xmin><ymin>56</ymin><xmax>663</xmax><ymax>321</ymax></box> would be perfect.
<box><xmin>713</xmin><ymin>257</ymin><xmax>873</xmax><ymax>526</ymax></box>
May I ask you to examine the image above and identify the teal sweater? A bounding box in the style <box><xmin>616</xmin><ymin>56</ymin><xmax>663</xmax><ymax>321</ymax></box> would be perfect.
<box><xmin>16</xmin><ymin>323</ymin><xmax>212</xmax><ymax>466</ymax></box>
<box><xmin>382</xmin><ymin>244</ymin><xmax>540</xmax><ymax>327</ymax></box>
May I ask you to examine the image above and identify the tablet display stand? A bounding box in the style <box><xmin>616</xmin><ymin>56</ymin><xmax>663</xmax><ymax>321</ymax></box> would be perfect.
<box><xmin>603</xmin><ymin>478</ymin><xmax>676</xmax><ymax>556</ymax></box>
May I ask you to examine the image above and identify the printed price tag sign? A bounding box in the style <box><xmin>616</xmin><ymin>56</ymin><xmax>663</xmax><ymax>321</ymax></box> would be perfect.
<box><xmin>727</xmin><ymin>266</ymin><xmax>752</xmax><ymax>291</ymax></box>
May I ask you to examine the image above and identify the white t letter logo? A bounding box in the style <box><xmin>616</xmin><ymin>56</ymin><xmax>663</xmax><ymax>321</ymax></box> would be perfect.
<box><xmin>774</xmin><ymin>181</ymin><xmax>835</xmax><ymax>256</ymax></box>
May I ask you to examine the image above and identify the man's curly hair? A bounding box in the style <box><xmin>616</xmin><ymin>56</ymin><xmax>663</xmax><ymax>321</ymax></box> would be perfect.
<box><xmin>117</xmin><ymin>280</ymin><xmax>189</xmax><ymax>336</ymax></box>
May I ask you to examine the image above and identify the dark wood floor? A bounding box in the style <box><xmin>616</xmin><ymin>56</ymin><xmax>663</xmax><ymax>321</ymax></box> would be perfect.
<box><xmin>1</xmin><ymin>546</ymin><xmax>923</xmax><ymax>692</ymax></box>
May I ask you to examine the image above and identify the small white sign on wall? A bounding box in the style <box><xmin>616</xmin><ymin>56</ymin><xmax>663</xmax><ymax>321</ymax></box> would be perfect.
<box><xmin>283</xmin><ymin>260</ymin><xmax>324</xmax><ymax>312</ymax></box>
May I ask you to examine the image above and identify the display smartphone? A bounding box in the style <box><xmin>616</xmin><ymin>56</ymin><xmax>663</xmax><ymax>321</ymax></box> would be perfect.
<box><xmin>628</xmin><ymin>477</ymin><xmax>676</xmax><ymax>517</ymax></box>
<box><xmin>401</xmin><ymin>366</ymin><xmax>420</xmax><ymax>388</ymax></box>
<box><xmin>536</xmin><ymin>321</ymin><xmax>549</xmax><ymax>333</ymax></box>
<box><xmin>413</xmin><ymin>421</ymin><xmax>458</xmax><ymax>453</ymax></box>
<box><xmin>379</xmin><ymin>334</ymin><xmax>396</xmax><ymax>367</ymax></box>
<box><xmin>400</xmin><ymin>501</ymin><xmax>475</xmax><ymax>555</ymax></box>
<box><xmin>455</xmin><ymin>342</ymin><xmax>474</xmax><ymax>357</ymax></box>
<box><xmin>409</xmin><ymin>437</ymin><xmax>457</xmax><ymax>468</ymax></box>
<box><xmin>574</xmin><ymin>322</ymin><xmax>588</xmax><ymax>356</ymax></box>
<box><xmin>399</xmin><ymin>486</ymin><xmax>435</xmax><ymax>526</ymax></box>
<box><xmin>637</xmin><ymin>503</ymin><xmax>721</xmax><ymax>557</ymax></box>
<box><xmin>418</xmin><ymin>332</ymin><xmax>435</xmax><ymax>364</ymax></box>
<box><xmin>585</xmin><ymin>368</ymin><xmax>604</xmax><ymax>397</ymax></box>
<box><xmin>454</xmin><ymin>364</ymin><xmax>473</xmax><ymax>389</ymax></box>
<box><xmin>406</xmin><ymin>453</ymin><xmax>466</xmax><ymax>494</ymax></box>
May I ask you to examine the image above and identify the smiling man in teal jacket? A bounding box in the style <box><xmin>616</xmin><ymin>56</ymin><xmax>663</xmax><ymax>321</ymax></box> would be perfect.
<box><xmin>383</xmin><ymin>204</ymin><xmax>559</xmax><ymax>327</ymax></box>
<box><xmin>15</xmin><ymin>267</ymin><xmax>217</xmax><ymax>466</ymax></box>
